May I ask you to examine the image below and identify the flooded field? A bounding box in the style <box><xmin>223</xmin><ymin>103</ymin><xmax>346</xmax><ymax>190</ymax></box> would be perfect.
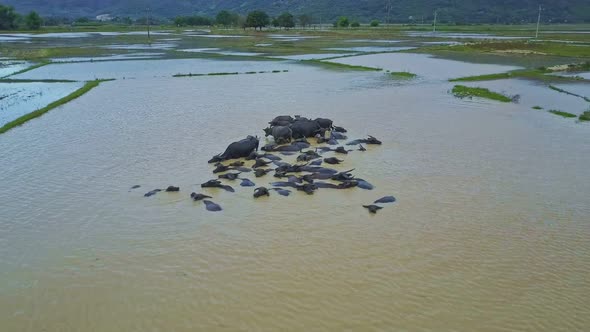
<box><xmin>0</xmin><ymin>81</ymin><xmax>84</xmax><ymax>126</ymax></box>
<box><xmin>1</xmin><ymin>27</ymin><xmax>590</xmax><ymax>331</ymax></box>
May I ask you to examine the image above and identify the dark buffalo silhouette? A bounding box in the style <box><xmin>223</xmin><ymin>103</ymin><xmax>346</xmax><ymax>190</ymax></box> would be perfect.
<box><xmin>263</xmin><ymin>126</ymin><xmax>293</xmax><ymax>144</ymax></box>
<box><xmin>209</xmin><ymin>136</ymin><xmax>259</xmax><ymax>163</ymax></box>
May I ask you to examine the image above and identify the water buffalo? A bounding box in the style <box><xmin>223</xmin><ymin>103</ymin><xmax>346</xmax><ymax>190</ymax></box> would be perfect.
<box><xmin>346</xmin><ymin>135</ymin><xmax>382</xmax><ymax>146</ymax></box>
<box><xmin>324</xmin><ymin>157</ymin><xmax>343</xmax><ymax>165</ymax></box>
<box><xmin>374</xmin><ymin>196</ymin><xmax>396</xmax><ymax>204</ymax></box>
<box><xmin>363</xmin><ymin>205</ymin><xmax>383</xmax><ymax>214</ymax></box>
<box><xmin>190</xmin><ymin>193</ymin><xmax>212</xmax><ymax>201</ymax></box>
<box><xmin>269</xmin><ymin>115</ymin><xmax>294</xmax><ymax>126</ymax></box>
<box><xmin>203</xmin><ymin>200</ymin><xmax>222</xmax><ymax>212</ymax></box>
<box><xmin>290</xmin><ymin>120</ymin><xmax>322</xmax><ymax>139</ymax></box>
<box><xmin>264</xmin><ymin>126</ymin><xmax>292</xmax><ymax>144</ymax></box>
<box><xmin>209</xmin><ymin>136</ymin><xmax>259</xmax><ymax>163</ymax></box>
<box><xmin>314</xmin><ymin>118</ymin><xmax>333</xmax><ymax>129</ymax></box>
<box><xmin>253</xmin><ymin>187</ymin><xmax>270</xmax><ymax>198</ymax></box>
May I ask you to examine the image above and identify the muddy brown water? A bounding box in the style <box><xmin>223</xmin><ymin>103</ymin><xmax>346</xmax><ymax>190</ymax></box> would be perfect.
<box><xmin>1</xmin><ymin>57</ymin><xmax>589</xmax><ymax>331</ymax></box>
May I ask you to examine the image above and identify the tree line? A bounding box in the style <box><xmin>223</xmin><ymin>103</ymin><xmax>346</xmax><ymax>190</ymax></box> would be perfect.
<box><xmin>174</xmin><ymin>10</ymin><xmax>315</xmax><ymax>30</ymax></box>
<box><xmin>0</xmin><ymin>4</ymin><xmax>381</xmax><ymax>31</ymax></box>
<box><xmin>0</xmin><ymin>4</ymin><xmax>42</xmax><ymax>30</ymax></box>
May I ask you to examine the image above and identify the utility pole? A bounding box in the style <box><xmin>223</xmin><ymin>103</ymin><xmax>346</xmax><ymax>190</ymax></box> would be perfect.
<box><xmin>432</xmin><ymin>10</ymin><xmax>438</xmax><ymax>33</ymax></box>
<box><xmin>386</xmin><ymin>0</ymin><xmax>392</xmax><ymax>24</ymax></box>
<box><xmin>147</xmin><ymin>7</ymin><xmax>151</xmax><ymax>41</ymax></box>
<box><xmin>535</xmin><ymin>5</ymin><xmax>542</xmax><ymax>39</ymax></box>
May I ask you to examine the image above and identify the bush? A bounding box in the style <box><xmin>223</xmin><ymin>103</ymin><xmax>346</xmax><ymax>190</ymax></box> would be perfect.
<box><xmin>370</xmin><ymin>20</ymin><xmax>379</xmax><ymax>27</ymax></box>
<box><xmin>351</xmin><ymin>21</ymin><xmax>360</xmax><ymax>27</ymax></box>
<box><xmin>335</xmin><ymin>16</ymin><xmax>349</xmax><ymax>27</ymax></box>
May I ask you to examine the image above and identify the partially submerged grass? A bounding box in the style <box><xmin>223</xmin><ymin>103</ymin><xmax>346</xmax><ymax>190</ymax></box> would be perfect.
<box><xmin>532</xmin><ymin>106</ymin><xmax>543</xmax><ymax>110</ymax></box>
<box><xmin>548</xmin><ymin>110</ymin><xmax>577</xmax><ymax>118</ymax></box>
<box><xmin>451</xmin><ymin>85</ymin><xmax>512</xmax><ymax>102</ymax></box>
<box><xmin>0</xmin><ymin>80</ymin><xmax>106</xmax><ymax>135</ymax></box>
<box><xmin>450</xmin><ymin>68</ymin><xmax>589</xmax><ymax>83</ymax></box>
<box><xmin>548</xmin><ymin>85</ymin><xmax>590</xmax><ymax>102</ymax></box>
<box><xmin>388</xmin><ymin>71</ymin><xmax>417</xmax><ymax>78</ymax></box>
<box><xmin>301</xmin><ymin>60</ymin><xmax>382</xmax><ymax>72</ymax></box>
<box><xmin>420</xmin><ymin>40</ymin><xmax>590</xmax><ymax>58</ymax></box>
<box><xmin>579</xmin><ymin>111</ymin><xmax>590</xmax><ymax>121</ymax></box>
<box><xmin>173</xmin><ymin>70</ymin><xmax>288</xmax><ymax>78</ymax></box>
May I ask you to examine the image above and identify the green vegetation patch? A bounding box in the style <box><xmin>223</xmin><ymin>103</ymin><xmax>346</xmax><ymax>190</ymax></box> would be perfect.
<box><xmin>422</xmin><ymin>40</ymin><xmax>590</xmax><ymax>59</ymax></box>
<box><xmin>389</xmin><ymin>71</ymin><xmax>417</xmax><ymax>78</ymax></box>
<box><xmin>548</xmin><ymin>110</ymin><xmax>577</xmax><ymax>118</ymax></box>
<box><xmin>0</xmin><ymin>80</ymin><xmax>105</xmax><ymax>135</ymax></box>
<box><xmin>450</xmin><ymin>68</ymin><xmax>588</xmax><ymax>83</ymax></box>
<box><xmin>579</xmin><ymin>111</ymin><xmax>590</xmax><ymax>122</ymax></box>
<box><xmin>532</xmin><ymin>106</ymin><xmax>543</xmax><ymax>110</ymax></box>
<box><xmin>451</xmin><ymin>85</ymin><xmax>512</xmax><ymax>103</ymax></box>
<box><xmin>301</xmin><ymin>60</ymin><xmax>382</xmax><ymax>72</ymax></box>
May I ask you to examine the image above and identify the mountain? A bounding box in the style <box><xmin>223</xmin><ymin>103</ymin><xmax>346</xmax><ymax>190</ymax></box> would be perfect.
<box><xmin>3</xmin><ymin>0</ymin><xmax>590</xmax><ymax>23</ymax></box>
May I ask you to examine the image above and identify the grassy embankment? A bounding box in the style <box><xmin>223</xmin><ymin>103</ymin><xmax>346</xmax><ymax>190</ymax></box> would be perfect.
<box><xmin>417</xmin><ymin>40</ymin><xmax>590</xmax><ymax>59</ymax></box>
<box><xmin>300</xmin><ymin>60</ymin><xmax>382</xmax><ymax>71</ymax></box>
<box><xmin>449</xmin><ymin>62</ymin><xmax>590</xmax><ymax>83</ymax></box>
<box><xmin>388</xmin><ymin>71</ymin><xmax>417</xmax><ymax>78</ymax></box>
<box><xmin>548</xmin><ymin>110</ymin><xmax>577</xmax><ymax>118</ymax></box>
<box><xmin>580</xmin><ymin>111</ymin><xmax>590</xmax><ymax>121</ymax></box>
<box><xmin>0</xmin><ymin>80</ymin><xmax>109</xmax><ymax>134</ymax></box>
<box><xmin>451</xmin><ymin>85</ymin><xmax>512</xmax><ymax>102</ymax></box>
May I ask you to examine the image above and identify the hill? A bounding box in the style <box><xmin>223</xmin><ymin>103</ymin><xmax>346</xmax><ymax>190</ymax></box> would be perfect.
<box><xmin>2</xmin><ymin>0</ymin><xmax>590</xmax><ymax>23</ymax></box>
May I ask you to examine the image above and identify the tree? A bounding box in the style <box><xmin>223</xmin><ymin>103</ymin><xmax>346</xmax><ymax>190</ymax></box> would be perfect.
<box><xmin>370</xmin><ymin>19</ymin><xmax>380</xmax><ymax>27</ymax></box>
<box><xmin>246</xmin><ymin>10</ymin><xmax>269</xmax><ymax>30</ymax></box>
<box><xmin>25</xmin><ymin>11</ymin><xmax>42</xmax><ymax>30</ymax></box>
<box><xmin>336</xmin><ymin>16</ymin><xmax>349</xmax><ymax>27</ymax></box>
<box><xmin>0</xmin><ymin>5</ymin><xmax>18</xmax><ymax>30</ymax></box>
<box><xmin>277</xmin><ymin>12</ymin><xmax>295</xmax><ymax>29</ymax></box>
<box><xmin>298</xmin><ymin>14</ymin><xmax>312</xmax><ymax>28</ymax></box>
<box><xmin>351</xmin><ymin>21</ymin><xmax>360</xmax><ymax>27</ymax></box>
<box><xmin>216</xmin><ymin>10</ymin><xmax>232</xmax><ymax>27</ymax></box>
<box><xmin>75</xmin><ymin>17</ymin><xmax>90</xmax><ymax>24</ymax></box>
<box><xmin>271</xmin><ymin>17</ymin><xmax>280</xmax><ymax>28</ymax></box>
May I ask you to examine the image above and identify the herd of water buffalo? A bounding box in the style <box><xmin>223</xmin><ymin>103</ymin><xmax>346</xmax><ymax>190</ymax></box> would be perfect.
<box><xmin>140</xmin><ymin>115</ymin><xmax>396</xmax><ymax>214</ymax></box>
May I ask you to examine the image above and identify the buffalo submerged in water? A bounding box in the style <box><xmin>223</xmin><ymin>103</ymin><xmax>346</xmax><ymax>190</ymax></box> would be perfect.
<box><xmin>141</xmin><ymin>115</ymin><xmax>393</xmax><ymax>214</ymax></box>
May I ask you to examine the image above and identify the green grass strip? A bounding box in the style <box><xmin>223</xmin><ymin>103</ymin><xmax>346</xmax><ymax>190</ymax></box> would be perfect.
<box><xmin>548</xmin><ymin>85</ymin><xmax>590</xmax><ymax>102</ymax></box>
<box><xmin>450</xmin><ymin>72</ymin><xmax>513</xmax><ymax>82</ymax></box>
<box><xmin>301</xmin><ymin>60</ymin><xmax>382</xmax><ymax>72</ymax></box>
<box><xmin>532</xmin><ymin>106</ymin><xmax>543</xmax><ymax>110</ymax></box>
<box><xmin>0</xmin><ymin>80</ymin><xmax>104</xmax><ymax>135</ymax></box>
<box><xmin>579</xmin><ymin>111</ymin><xmax>590</xmax><ymax>122</ymax></box>
<box><xmin>389</xmin><ymin>71</ymin><xmax>417</xmax><ymax>78</ymax></box>
<box><xmin>449</xmin><ymin>69</ymin><xmax>588</xmax><ymax>83</ymax></box>
<box><xmin>548</xmin><ymin>110</ymin><xmax>577</xmax><ymax>118</ymax></box>
<box><xmin>451</xmin><ymin>85</ymin><xmax>512</xmax><ymax>103</ymax></box>
<box><xmin>1</xmin><ymin>61</ymin><xmax>50</xmax><ymax>79</ymax></box>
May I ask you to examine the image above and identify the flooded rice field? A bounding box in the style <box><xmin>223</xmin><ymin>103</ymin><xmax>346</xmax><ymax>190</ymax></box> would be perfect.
<box><xmin>0</xmin><ymin>81</ymin><xmax>84</xmax><ymax>126</ymax></box>
<box><xmin>12</xmin><ymin>58</ymin><xmax>297</xmax><ymax>80</ymax></box>
<box><xmin>0</xmin><ymin>60</ymin><xmax>31</xmax><ymax>78</ymax></box>
<box><xmin>1</xmin><ymin>32</ymin><xmax>590</xmax><ymax>331</ymax></box>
